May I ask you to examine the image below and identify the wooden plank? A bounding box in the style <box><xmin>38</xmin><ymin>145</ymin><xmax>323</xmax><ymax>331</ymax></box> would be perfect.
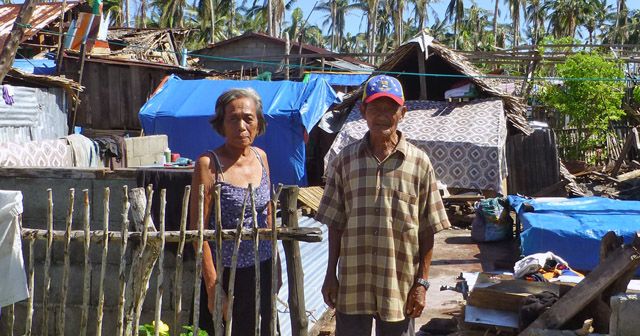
<box><xmin>270</xmin><ymin>185</ymin><xmax>283</xmax><ymax>336</ymax></box>
<box><xmin>41</xmin><ymin>189</ymin><xmax>54</xmax><ymax>336</ymax></box>
<box><xmin>611</xmin><ymin>128</ymin><xmax>638</xmax><ymax>176</ymax></box>
<box><xmin>213</xmin><ymin>184</ymin><xmax>224</xmax><ymax>335</ymax></box>
<box><xmin>468</xmin><ymin>280</ymin><xmax>560</xmax><ymax>312</ymax></box>
<box><xmin>281</xmin><ymin>186</ymin><xmax>309</xmax><ymax>336</ymax></box>
<box><xmin>20</xmin><ymin>227</ymin><xmax>323</xmax><ymax>243</ymax></box>
<box><xmin>0</xmin><ymin>167</ymin><xmax>135</xmax><ymax>180</ymax></box>
<box><xmin>417</xmin><ymin>47</ymin><xmax>427</xmax><ymax>100</ymax></box>
<box><xmin>58</xmin><ymin>189</ymin><xmax>75</xmax><ymax>336</ymax></box>
<box><xmin>519</xmin><ymin>232</ymin><xmax>640</xmax><ymax>335</ymax></box>
<box><xmin>617</xmin><ymin>169</ymin><xmax>640</xmax><ymax>182</ymax></box>
<box><xmin>297</xmin><ymin>186</ymin><xmax>324</xmax><ymax>212</ymax></box>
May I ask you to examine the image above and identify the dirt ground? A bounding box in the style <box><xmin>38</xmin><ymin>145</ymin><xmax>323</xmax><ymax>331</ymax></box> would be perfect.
<box><xmin>314</xmin><ymin>227</ymin><xmax>520</xmax><ymax>336</ymax></box>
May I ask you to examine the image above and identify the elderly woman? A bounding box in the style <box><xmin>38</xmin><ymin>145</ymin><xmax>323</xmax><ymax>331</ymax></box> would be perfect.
<box><xmin>190</xmin><ymin>88</ymin><xmax>276</xmax><ymax>335</ymax></box>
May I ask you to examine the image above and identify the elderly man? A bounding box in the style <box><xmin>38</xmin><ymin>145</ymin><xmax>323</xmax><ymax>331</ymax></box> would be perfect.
<box><xmin>316</xmin><ymin>75</ymin><xmax>450</xmax><ymax>336</ymax></box>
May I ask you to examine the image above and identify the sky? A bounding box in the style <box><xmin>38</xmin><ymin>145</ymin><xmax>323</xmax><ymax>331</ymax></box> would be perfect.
<box><xmin>289</xmin><ymin>0</ymin><xmax>640</xmax><ymax>37</ymax></box>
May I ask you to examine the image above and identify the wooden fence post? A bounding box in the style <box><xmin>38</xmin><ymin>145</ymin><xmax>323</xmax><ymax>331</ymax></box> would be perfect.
<box><xmin>58</xmin><ymin>189</ymin><xmax>75</xmax><ymax>336</ymax></box>
<box><xmin>280</xmin><ymin>186</ymin><xmax>308</xmax><ymax>336</ymax></box>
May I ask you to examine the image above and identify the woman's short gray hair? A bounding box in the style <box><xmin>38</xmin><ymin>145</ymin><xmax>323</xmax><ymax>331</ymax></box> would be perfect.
<box><xmin>210</xmin><ymin>88</ymin><xmax>266</xmax><ymax>136</ymax></box>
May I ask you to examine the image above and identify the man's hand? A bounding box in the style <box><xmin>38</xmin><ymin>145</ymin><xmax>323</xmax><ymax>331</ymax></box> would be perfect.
<box><xmin>405</xmin><ymin>284</ymin><xmax>427</xmax><ymax>318</ymax></box>
<box><xmin>322</xmin><ymin>274</ymin><xmax>339</xmax><ymax>309</ymax></box>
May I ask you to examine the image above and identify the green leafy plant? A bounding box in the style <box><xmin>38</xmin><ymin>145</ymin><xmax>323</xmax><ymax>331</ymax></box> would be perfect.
<box><xmin>138</xmin><ymin>321</ymin><xmax>208</xmax><ymax>336</ymax></box>
<box><xmin>539</xmin><ymin>52</ymin><xmax>625</xmax><ymax>162</ymax></box>
<box><xmin>179</xmin><ymin>326</ymin><xmax>209</xmax><ymax>336</ymax></box>
<box><xmin>633</xmin><ymin>86</ymin><xmax>640</xmax><ymax>106</ymax></box>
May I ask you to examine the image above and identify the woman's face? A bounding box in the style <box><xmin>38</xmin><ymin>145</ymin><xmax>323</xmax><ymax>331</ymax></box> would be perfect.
<box><xmin>223</xmin><ymin>97</ymin><xmax>259</xmax><ymax>148</ymax></box>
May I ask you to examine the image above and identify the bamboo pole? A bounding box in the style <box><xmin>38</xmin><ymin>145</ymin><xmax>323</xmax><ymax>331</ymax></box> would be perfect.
<box><xmin>251</xmin><ymin>185</ymin><xmax>261</xmax><ymax>336</ymax></box>
<box><xmin>58</xmin><ymin>189</ymin><xmax>75</xmax><ymax>336</ymax></box>
<box><xmin>225</xmin><ymin>190</ymin><xmax>248</xmax><ymax>336</ymax></box>
<box><xmin>270</xmin><ymin>184</ymin><xmax>283</xmax><ymax>336</ymax></box>
<box><xmin>19</xmin><ymin>227</ymin><xmax>323</xmax><ymax>243</ymax></box>
<box><xmin>41</xmin><ymin>189</ymin><xmax>54</xmax><ymax>336</ymax></box>
<box><xmin>173</xmin><ymin>185</ymin><xmax>191</xmax><ymax>335</ymax></box>
<box><xmin>25</xmin><ymin>239</ymin><xmax>34</xmax><ymax>336</ymax></box>
<box><xmin>96</xmin><ymin>188</ymin><xmax>110</xmax><ymax>336</ymax></box>
<box><xmin>213</xmin><ymin>184</ymin><xmax>224</xmax><ymax>336</ymax></box>
<box><xmin>79</xmin><ymin>189</ymin><xmax>92</xmax><ymax>336</ymax></box>
<box><xmin>116</xmin><ymin>186</ymin><xmax>130</xmax><ymax>336</ymax></box>
<box><xmin>192</xmin><ymin>184</ymin><xmax>205</xmax><ymax>336</ymax></box>
<box><xmin>131</xmin><ymin>185</ymin><xmax>155</xmax><ymax>336</ymax></box>
<box><xmin>154</xmin><ymin>189</ymin><xmax>167</xmax><ymax>336</ymax></box>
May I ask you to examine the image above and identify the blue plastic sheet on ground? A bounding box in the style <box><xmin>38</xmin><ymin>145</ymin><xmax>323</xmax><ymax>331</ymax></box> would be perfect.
<box><xmin>308</xmin><ymin>73</ymin><xmax>370</xmax><ymax>86</ymax></box>
<box><xmin>12</xmin><ymin>59</ymin><xmax>56</xmax><ymax>75</ymax></box>
<box><xmin>507</xmin><ymin>195</ymin><xmax>640</xmax><ymax>273</ymax></box>
<box><xmin>139</xmin><ymin>75</ymin><xmax>338</xmax><ymax>186</ymax></box>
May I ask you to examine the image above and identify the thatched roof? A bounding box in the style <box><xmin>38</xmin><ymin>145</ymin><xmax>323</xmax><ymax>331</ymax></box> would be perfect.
<box><xmin>335</xmin><ymin>33</ymin><xmax>533</xmax><ymax>135</ymax></box>
<box><xmin>5</xmin><ymin>68</ymin><xmax>82</xmax><ymax>104</ymax></box>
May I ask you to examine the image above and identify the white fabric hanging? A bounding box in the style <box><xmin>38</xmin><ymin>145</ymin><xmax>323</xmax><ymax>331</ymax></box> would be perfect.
<box><xmin>0</xmin><ymin>190</ymin><xmax>28</xmax><ymax>307</ymax></box>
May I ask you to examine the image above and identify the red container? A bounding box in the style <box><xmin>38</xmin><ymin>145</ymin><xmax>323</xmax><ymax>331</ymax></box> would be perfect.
<box><xmin>171</xmin><ymin>153</ymin><xmax>180</xmax><ymax>162</ymax></box>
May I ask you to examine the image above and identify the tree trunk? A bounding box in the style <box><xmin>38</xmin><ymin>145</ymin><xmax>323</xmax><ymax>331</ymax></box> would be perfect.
<box><xmin>331</xmin><ymin>0</ymin><xmax>336</xmax><ymax>50</ymax></box>
<box><xmin>493</xmin><ymin>0</ymin><xmax>499</xmax><ymax>46</ymax></box>
<box><xmin>209</xmin><ymin>0</ymin><xmax>215</xmax><ymax>44</ymax></box>
<box><xmin>139</xmin><ymin>0</ymin><xmax>147</xmax><ymax>28</ymax></box>
<box><xmin>0</xmin><ymin>0</ymin><xmax>36</xmax><ymax>84</ymax></box>
<box><xmin>229</xmin><ymin>0</ymin><xmax>235</xmax><ymax>36</ymax></box>
<box><xmin>267</xmin><ymin>0</ymin><xmax>273</xmax><ymax>36</ymax></box>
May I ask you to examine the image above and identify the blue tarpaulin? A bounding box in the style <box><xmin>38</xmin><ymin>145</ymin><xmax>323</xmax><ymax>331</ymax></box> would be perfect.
<box><xmin>12</xmin><ymin>59</ymin><xmax>56</xmax><ymax>75</ymax></box>
<box><xmin>139</xmin><ymin>76</ymin><xmax>338</xmax><ymax>186</ymax></box>
<box><xmin>307</xmin><ymin>73</ymin><xmax>370</xmax><ymax>86</ymax></box>
<box><xmin>508</xmin><ymin>195</ymin><xmax>640</xmax><ymax>272</ymax></box>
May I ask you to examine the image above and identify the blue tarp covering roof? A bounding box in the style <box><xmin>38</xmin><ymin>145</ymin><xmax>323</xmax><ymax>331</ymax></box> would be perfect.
<box><xmin>12</xmin><ymin>59</ymin><xmax>56</xmax><ymax>75</ymax></box>
<box><xmin>139</xmin><ymin>75</ymin><xmax>338</xmax><ymax>186</ymax></box>
<box><xmin>307</xmin><ymin>73</ymin><xmax>370</xmax><ymax>86</ymax></box>
<box><xmin>508</xmin><ymin>195</ymin><xmax>640</xmax><ymax>273</ymax></box>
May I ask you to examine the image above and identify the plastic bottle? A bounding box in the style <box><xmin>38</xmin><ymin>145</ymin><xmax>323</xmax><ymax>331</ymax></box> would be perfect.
<box><xmin>164</xmin><ymin>148</ymin><xmax>172</xmax><ymax>163</ymax></box>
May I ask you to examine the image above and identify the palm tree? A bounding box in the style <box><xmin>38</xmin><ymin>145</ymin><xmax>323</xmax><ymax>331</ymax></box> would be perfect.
<box><xmin>392</xmin><ymin>0</ymin><xmax>406</xmax><ymax>47</ymax></box>
<box><xmin>317</xmin><ymin>0</ymin><xmax>359</xmax><ymax>51</ymax></box>
<box><xmin>411</xmin><ymin>0</ymin><xmax>429</xmax><ymax>32</ymax></box>
<box><xmin>525</xmin><ymin>0</ymin><xmax>545</xmax><ymax>45</ymax></box>
<box><xmin>505</xmin><ymin>0</ymin><xmax>524</xmax><ymax>47</ymax></box>
<box><xmin>492</xmin><ymin>0</ymin><xmax>500</xmax><ymax>47</ymax></box>
<box><xmin>445</xmin><ymin>0</ymin><xmax>464</xmax><ymax>49</ymax></box>
<box><xmin>462</xmin><ymin>4</ymin><xmax>492</xmax><ymax>50</ymax></box>
<box><xmin>352</xmin><ymin>0</ymin><xmax>380</xmax><ymax>63</ymax></box>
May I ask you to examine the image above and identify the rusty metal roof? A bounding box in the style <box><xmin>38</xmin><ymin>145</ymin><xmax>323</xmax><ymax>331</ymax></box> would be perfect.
<box><xmin>0</xmin><ymin>1</ymin><xmax>80</xmax><ymax>46</ymax></box>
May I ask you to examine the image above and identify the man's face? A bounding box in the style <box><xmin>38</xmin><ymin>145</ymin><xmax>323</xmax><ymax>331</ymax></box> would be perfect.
<box><xmin>361</xmin><ymin>97</ymin><xmax>407</xmax><ymax>137</ymax></box>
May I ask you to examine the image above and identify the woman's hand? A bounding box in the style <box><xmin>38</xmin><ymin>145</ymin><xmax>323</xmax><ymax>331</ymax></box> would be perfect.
<box><xmin>207</xmin><ymin>287</ymin><xmax>230</xmax><ymax>321</ymax></box>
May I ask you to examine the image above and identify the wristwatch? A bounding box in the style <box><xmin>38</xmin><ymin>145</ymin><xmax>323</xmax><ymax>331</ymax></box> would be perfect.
<box><xmin>415</xmin><ymin>278</ymin><xmax>430</xmax><ymax>290</ymax></box>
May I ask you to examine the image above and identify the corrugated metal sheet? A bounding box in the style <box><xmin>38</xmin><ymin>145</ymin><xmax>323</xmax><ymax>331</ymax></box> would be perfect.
<box><xmin>277</xmin><ymin>215</ymin><xmax>329</xmax><ymax>336</ymax></box>
<box><xmin>0</xmin><ymin>86</ymin><xmax>68</xmax><ymax>143</ymax></box>
<box><xmin>0</xmin><ymin>1</ymin><xmax>80</xmax><ymax>46</ymax></box>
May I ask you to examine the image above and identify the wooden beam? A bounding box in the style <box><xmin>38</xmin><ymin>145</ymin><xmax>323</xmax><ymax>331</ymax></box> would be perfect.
<box><xmin>519</xmin><ymin>232</ymin><xmax>640</xmax><ymax>335</ymax></box>
<box><xmin>281</xmin><ymin>186</ymin><xmax>309</xmax><ymax>336</ymax></box>
<box><xmin>611</xmin><ymin>128</ymin><xmax>639</xmax><ymax>176</ymax></box>
<box><xmin>417</xmin><ymin>47</ymin><xmax>427</xmax><ymax>100</ymax></box>
<box><xmin>0</xmin><ymin>0</ymin><xmax>37</xmax><ymax>84</ymax></box>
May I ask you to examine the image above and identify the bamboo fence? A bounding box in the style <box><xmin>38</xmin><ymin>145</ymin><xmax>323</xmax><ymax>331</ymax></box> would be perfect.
<box><xmin>3</xmin><ymin>184</ymin><xmax>319</xmax><ymax>336</ymax></box>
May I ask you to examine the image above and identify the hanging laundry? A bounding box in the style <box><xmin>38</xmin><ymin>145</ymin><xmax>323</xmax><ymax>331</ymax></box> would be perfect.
<box><xmin>0</xmin><ymin>190</ymin><xmax>28</xmax><ymax>307</ymax></box>
<box><xmin>65</xmin><ymin>134</ymin><xmax>99</xmax><ymax>168</ymax></box>
<box><xmin>2</xmin><ymin>84</ymin><xmax>15</xmax><ymax>105</ymax></box>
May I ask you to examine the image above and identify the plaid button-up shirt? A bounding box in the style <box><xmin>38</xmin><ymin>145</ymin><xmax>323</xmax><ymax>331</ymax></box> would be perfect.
<box><xmin>316</xmin><ymin>132</ymin><xmax>450</xmax><ymax>322</ymax></box>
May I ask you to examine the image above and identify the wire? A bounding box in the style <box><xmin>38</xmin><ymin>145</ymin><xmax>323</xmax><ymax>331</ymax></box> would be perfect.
<box><xmin>15</xmin><ymin>22</ymin><xmax>636</xmax><ymax>83</ymax></box>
